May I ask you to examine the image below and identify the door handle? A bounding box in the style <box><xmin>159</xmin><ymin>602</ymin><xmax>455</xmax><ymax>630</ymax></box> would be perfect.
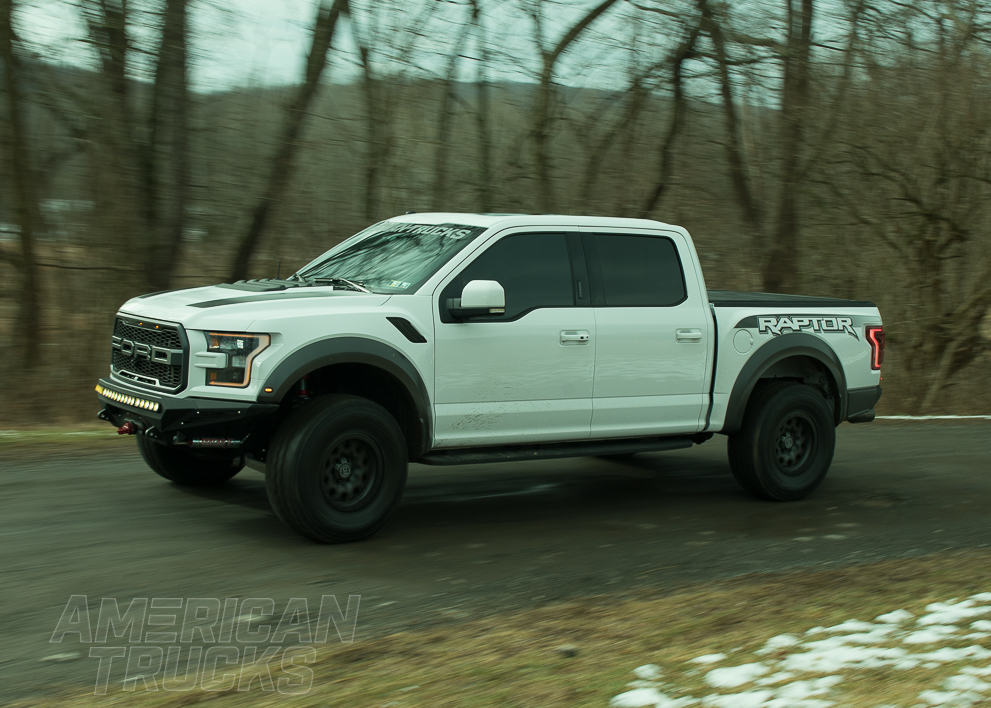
<box><xmin>675</xmin><ymin>328</ymin><xmax>703</xmax><ymax>343</ymax></box>
<box><xmin>560</xmin><ymin>330</ymin><xmax>590</xmax><ymax>344</ymax></box>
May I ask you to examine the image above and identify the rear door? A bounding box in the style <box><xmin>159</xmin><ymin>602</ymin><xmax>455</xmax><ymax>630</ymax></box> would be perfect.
<box><xmin>581</xmin><ymin>228</ymin><xmax>709</xmax><ymax>437</ymax></box>
<box><xmin>432</xmin><ymin>229</ymin><xmax>595</xmax><ymax>447</ymax></box>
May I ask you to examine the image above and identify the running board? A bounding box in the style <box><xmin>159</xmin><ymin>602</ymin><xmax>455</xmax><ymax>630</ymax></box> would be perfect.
<box><xmin>418</xmin><ymin>435</ymin><xmax>706</xmax><ymax>466</ymax></box>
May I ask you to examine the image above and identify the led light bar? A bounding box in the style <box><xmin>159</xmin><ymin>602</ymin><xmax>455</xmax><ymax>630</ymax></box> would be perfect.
<box><xmin>95</xmin><ymin>384</ymin><xmax>161</xmax><ymax>412</ymax></box>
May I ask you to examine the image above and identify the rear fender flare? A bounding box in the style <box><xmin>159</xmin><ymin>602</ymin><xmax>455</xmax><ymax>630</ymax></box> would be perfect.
<box><xmin>723</xmin><ymin>333</ymin><xmax>847</xmax><ymax>434</ymax></box>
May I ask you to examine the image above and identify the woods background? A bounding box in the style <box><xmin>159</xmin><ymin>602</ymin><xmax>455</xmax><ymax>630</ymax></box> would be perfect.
<box><xmin>1</xmin><ymin>0</ymin><xmax>990</xmax><ymax>425</ymax></box>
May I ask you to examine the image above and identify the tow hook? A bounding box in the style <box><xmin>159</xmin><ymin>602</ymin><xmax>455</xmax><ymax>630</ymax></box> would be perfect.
<box><xmin>117</xmin><ymin>421</ymin><xmax>139</xmax><ymax>435</ymax></box>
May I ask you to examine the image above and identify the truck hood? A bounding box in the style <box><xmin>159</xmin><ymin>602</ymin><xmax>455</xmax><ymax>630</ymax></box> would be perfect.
<box><xmin>118</xmin><ymin>283</ymin><xmax>391</xmax><ymax>331</ymax></box>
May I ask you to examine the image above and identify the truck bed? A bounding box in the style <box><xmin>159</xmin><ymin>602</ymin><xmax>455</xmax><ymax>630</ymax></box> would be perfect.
<box><xmin>707</xmin><ymin>290</ymin><xmax>876</xmax><ymax>308</ymax></box>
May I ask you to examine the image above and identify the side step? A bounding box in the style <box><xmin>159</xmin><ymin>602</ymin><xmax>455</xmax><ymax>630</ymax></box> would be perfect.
<box><xmin>418</xmin><ymin>434</ymin><xmax>707</xmax><ymax>466</ymax></box>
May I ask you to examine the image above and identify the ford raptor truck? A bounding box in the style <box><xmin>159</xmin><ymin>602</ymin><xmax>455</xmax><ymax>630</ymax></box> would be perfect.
<box><xmin>95</xmin><ymin>214</ymin><xmax>884</xmax><ymax>542</ymax></box>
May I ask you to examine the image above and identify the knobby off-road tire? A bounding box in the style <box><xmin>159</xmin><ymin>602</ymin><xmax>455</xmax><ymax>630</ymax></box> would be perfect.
<box><xmin>266</xmin><ymin>395</ymin><xmax>408</xmax><ymax>543</ymax></box>
<box><xmin>727</xmin><ymin>382</ymin><xmax>836</xmax><ymax>501</ymax></box>
<box><xmin>137</xmin><ymin>436</ymin><xmax>243</xmax><ymax>486</ymax></box>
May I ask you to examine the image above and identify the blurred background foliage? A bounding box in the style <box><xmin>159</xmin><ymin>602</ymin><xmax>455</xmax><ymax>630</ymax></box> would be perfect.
<box><xmin>1</xmin><ymin>0</ymin><xmax>990</xmax><ymax>424</ymax></box>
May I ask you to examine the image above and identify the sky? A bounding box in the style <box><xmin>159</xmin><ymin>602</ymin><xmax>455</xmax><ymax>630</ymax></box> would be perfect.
<box><xmin>13</xmin><ymin>0</ymin><xmax>702</xmax><ymax>92</ymax></box>
<box><xmin>12</xmin><ymin>0</ymin><xmax>856</xmax><ymax>100</ymax></box>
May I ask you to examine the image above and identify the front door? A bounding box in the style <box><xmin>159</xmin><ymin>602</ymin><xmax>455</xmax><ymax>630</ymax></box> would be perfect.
<box><xmin>432</xmin><ymin>230</ymin><xmax>594</xmax><ymax>447</ymax></box>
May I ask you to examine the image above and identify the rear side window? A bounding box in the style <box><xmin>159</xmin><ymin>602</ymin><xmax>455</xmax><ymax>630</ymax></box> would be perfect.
<box><xmin>587</xmin><ymin>233</ymin><xmax>687</xmax><ymax>307</ymax></box>
<box><xmin>440</xmin><ymin>232</ymin><xmax>574</xmax><ymax>321</ymax></box>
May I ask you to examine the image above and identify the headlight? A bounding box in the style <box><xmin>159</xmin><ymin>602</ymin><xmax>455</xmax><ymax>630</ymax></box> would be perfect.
<box><xmin>203</xmin><ymin>332</ymin><xmax>270</xmax><ymax>387</ymax></box>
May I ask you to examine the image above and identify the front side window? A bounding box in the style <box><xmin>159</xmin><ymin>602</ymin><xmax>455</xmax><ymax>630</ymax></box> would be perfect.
<box><xmin>587</xmin><ymin>233</ymin><xmax>687</xmax><ymax>306</ymax></box>
<box><xmin>441</xmin><ymin>232</ymin><xmax>574</xmax><ymax>321</ymax></box>
<box><xmin>294</xmin><ymin>222</ymin><xmax>487</xmax><ymax>293</ymax></box>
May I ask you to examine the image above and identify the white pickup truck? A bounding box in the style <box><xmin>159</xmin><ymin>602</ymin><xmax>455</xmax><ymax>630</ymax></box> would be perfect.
<box><xmin>96</xmin><ymin>214</ymin><xmax>884</xmax><ymax>542</ymax></box>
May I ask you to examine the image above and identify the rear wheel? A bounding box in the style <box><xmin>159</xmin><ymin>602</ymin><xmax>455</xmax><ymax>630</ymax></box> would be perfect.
<box><xmin>266</xmin><ymin>395</ymin><xmax>408</xmax><ymax>543</ymax></box>
<box><xmin>137</xmin><ymin>436</ymin><xmax>243</xmax><ymax>486</ymax></box>
<box><xmin>727</xmin><ymin>382</ymin><xmax>835</xmax><ymax>501</ymax></box>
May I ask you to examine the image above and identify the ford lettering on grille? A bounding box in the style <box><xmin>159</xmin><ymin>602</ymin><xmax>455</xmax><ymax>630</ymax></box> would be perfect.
<box><xmin>111</xmin><ymin>336</ymin><xmax>183</xmax><ymax>365</ymax></box>
<box><xmin>110</xmin><ymin>317</ymin><xmax>187</xmax><ymax>392</ymax></box>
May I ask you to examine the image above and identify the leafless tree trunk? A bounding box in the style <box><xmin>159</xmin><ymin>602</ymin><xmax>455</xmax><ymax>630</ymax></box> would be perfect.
<box><xmin>229</xmin><ymin>0</ymin><xmax>348</xmax><ymax>282</ymax></box>
<box><xmin>700</xmin><ymin>0</ymin><xmax>764</xmax><ymax>237</ymax></box>
<box><xmin>577</xmin><ymin>74</ymin><xmax>646</xmax><ymax>213</ymax></box>
<box><xmin>146</xmin><ymin>0</ymin><xmax>190</xmax><ymax>291</ymax></box>
<box><xmin>640</xmin><ymin>22</ymin><xmax>700</xmax><ymax>218</ymax></box>
<box><xmin>526</xmin><ymin>0</ymin><xmax>620</xmax><ymax>213</ymax></box>
<box><xmin>430</xmin><ymin>8</ymin><xmax>474</xmax><ymax>211</ymax></box>
<box><xmin>471</xmin><ymin>0</ymin><xmax>493</xmax><ymax>212</ymax></box>
<box><xmin>763</xmin><ymin>0</ymin><xmax>813</xmax><ymax>294</ymax></box>
<box><xmin>0</xmin><ymin>0</ymin><xmax>43</xmax><ymax>368</ymax></box>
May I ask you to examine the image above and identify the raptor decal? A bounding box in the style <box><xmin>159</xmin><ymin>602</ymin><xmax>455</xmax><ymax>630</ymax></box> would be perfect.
<box><xmin>754</xmin><ymin>315</ymin><xmax>858</xmax><ymax>340</ymax></box>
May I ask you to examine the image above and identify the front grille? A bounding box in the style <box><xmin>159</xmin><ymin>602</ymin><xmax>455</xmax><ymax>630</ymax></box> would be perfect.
<box><xmin>111</xmin><ymin>317</ymin><xmax>187</xmax><ymax>393</ymax></box>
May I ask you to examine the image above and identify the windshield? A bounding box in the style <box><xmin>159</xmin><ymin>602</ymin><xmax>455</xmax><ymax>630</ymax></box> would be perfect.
<box><xmin>294</xmin><ymin>222</ymin><xmax>487</xmax><ymax>293</ymax></box>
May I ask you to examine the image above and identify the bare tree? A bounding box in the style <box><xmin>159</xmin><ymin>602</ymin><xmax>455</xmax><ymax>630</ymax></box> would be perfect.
<box><xmin>523</xmin><ymin>0</ymin><xmax>621</xmax><ymax>213</ymax></box>
<box><xmin>0</xmin><ymin>0</ymin><xmax>42</xmax><ymax>368</ymax></box>
<box><xmin>470</xmin><ymin>0</ymin><xmax>494</xmax><ymax>212</ymax></box>
<box><xmin>431</xmin><ymin>2</ymin><xmax>475</xmax><ymax>211</ymax></box>
<box><xmin>640</xmin><ymin>20</ymin><xmax>701</xmax><ymax>217</ymax></box>
<box><xmin>763</xmin><ymin>0</ymin><xmax>814</xmax><ymax>294</ymax></box>
<box><xmin>699</xmin><ymin>0</ymin><xmax>764</xmax><ymax>240</ymax></box>
<box><xmin>229</xmin><ymin>0</ymin><xmax>349</xmax><ymax>281</ymax></box>
<box><xmin>146</xmin><ymin>0</ymin><xmax>191</xmax><ymax>291</ymax></box>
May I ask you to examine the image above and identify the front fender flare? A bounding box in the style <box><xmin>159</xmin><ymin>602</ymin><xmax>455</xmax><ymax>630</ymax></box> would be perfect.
<box><xmin>723</xmin><ymin>333</ymin><xmax>847</xmax><ymax>435</ymax></box>
<box><xmin>258</xmin><ymin>337</ymin><xmax>431</xmax><ymax>454</ymax></box>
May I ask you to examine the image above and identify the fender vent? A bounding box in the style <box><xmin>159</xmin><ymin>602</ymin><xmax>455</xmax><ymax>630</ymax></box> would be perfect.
<box><xmin>387</xmin><ymin>317</ymin><xmax>427</xmax><ymax>344</ymax></box>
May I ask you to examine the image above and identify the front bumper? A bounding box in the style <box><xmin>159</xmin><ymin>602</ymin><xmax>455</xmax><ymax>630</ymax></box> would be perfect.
<box><xmin>96</xmin><ymin>378</ymin><xmax>279</xmax><ymax>440</ymax></box>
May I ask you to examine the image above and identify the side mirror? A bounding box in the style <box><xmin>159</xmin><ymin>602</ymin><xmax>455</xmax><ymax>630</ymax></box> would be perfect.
<box><xmin>447</xmin><ymin>280</ymin><xmax>506</xmax><ymax>320</ymax></box>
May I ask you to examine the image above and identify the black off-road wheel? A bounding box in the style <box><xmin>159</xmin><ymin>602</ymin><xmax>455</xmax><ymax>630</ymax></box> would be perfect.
<box><xmin>266</xmin><ymin>395</ymin><xmax>408</xmax><ymax>543</ymax></box>
<box><xmin>727</xmin><ymin>382</ymin><xmax>836</xmax><ymax>501</ymax></box>
<box><xmin>137</xmin><ymin>436</ymin><xmax>244</xmax><ymax>486</ymax></box>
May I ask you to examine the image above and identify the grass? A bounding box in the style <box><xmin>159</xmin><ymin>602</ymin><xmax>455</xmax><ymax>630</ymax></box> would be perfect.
<box><xmin>16</xmin><ymin>549</ymin><xmax>991</xmax><ymax>708</ymax></box>
<box><xmin>0</xmin><ymin>426</ymin><xmax>136</xmax><ymax>460</ymax></box>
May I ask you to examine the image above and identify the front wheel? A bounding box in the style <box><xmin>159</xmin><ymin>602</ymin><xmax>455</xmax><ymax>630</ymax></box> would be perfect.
<box><xmin>137</xmin><ymin>436</ymin><xmax>243</xmax><ymax>486</ymax></box>
<box><xmin>727</xmin><ymin>382</ymin><xmax>835</xmax><ymax>501</ymax></box>
<box><xmin>266</xmin><ymin>395</ymin><xmax>408</xmax><ymax>543</ymax></box>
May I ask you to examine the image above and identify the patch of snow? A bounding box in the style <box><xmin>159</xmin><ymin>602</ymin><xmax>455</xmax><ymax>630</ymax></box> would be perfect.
<box><xmin>773</xmin><ymin>675</ymin><xmax>843</xmax><ymax>700</ymax></box>
<box><xmin>610</xmin><ymin>688</ymin><xmax>696</xmax><ymax>708</ymax></box>
<box><xmin>822</xmin><ymin>619</ymin><xmax>877</xmax><ymax>634</ymax></box>
<box><xmin>634</xmin><ymin>665</ymin><xmax>663</xmax><ymax>680</ymax></box>
<box><xmin>917</xmin><ymin>688</ymin><xmax>986</xmax><ymax>707</ymax></box>
<box><xmin>917</xmin><ymin>600</ymin><xmax>991</xmax><ymax>627</ymax></box>
<box><xmin>876</xmin><ymin>609</ymin><xmax>914</xmax><ymax>624</ymax></box>
<box><xmin>756</xmin><ymin>671</ymin><xmax>797</xmax><ymax>686</ymax></box>
<box><xmin>705</xmin><ymin>663</ymin><xmax>769</xmax><ymax>688</ymax></box>
<box><xmin>757</xmin><ymin>634</ymin><xmax>801</xmax><ymax>654</ymax></box>
<box><xmin>944</xmin><ymin>674</ymin><xmax>991</xmax><ymax>693</ymax></box>
<box><xmin>690</xmin><ymin>654</ymin><xmax>726</xmax><ymax>665</ymax></box>
<box><xmin>904</xmin><ymin>625</ymin><xmax>959</xmax><ymax>644</ymax></box>
<box><xmin>783</xmin><ymin>642</ymin><xmax>909</xmax><ymax>673</ymax></box>
<box><xmin>611</xmin><ymin>591</ymin><xmax>991</xmax><ymax>708</ymax></box>
<box><xmin>702</xmin><ymin>690</ymin><xmax>773</xmax><ymax>708</ymax></box>
<box><xmin>916</xmin><ymin>646</ymin><xmax>991</xmax><ymax>663</ymax></box>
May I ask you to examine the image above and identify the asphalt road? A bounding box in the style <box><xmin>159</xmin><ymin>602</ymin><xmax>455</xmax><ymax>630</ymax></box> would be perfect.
<box><xmin>2</xmin><ymin>421</ymin><xmax>990</xmax><ymax>701</ymax></box>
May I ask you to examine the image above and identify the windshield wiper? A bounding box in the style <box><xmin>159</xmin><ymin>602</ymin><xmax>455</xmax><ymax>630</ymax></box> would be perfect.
<box><xmin>308</xmin><ymin>276</ymin><xmax>372</xmax><ymax>293</ymax></box>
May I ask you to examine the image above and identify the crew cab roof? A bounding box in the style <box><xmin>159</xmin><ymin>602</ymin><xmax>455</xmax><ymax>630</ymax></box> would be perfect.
<box><xmin>385</xmin><ymin>212</ymin><xmax>684</xmax><ymax>232</ymax></box>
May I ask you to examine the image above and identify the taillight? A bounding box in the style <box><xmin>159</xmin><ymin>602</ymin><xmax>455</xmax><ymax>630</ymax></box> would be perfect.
<box><xmin>866</xmin><ymin>326</ymin><xmax>884</xmax><ymax>370</ymax></box>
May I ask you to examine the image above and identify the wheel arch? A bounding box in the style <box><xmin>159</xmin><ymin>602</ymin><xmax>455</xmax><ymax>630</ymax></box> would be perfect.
<box><xmin>723</xmin><ymin>333</ymin><xmax>847</xmax><ymax>435</ymax></box>
<box><xmin>258</xmin><ymin>337</ymin><xmax>431</xmax><ymax>458</ymax></box>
